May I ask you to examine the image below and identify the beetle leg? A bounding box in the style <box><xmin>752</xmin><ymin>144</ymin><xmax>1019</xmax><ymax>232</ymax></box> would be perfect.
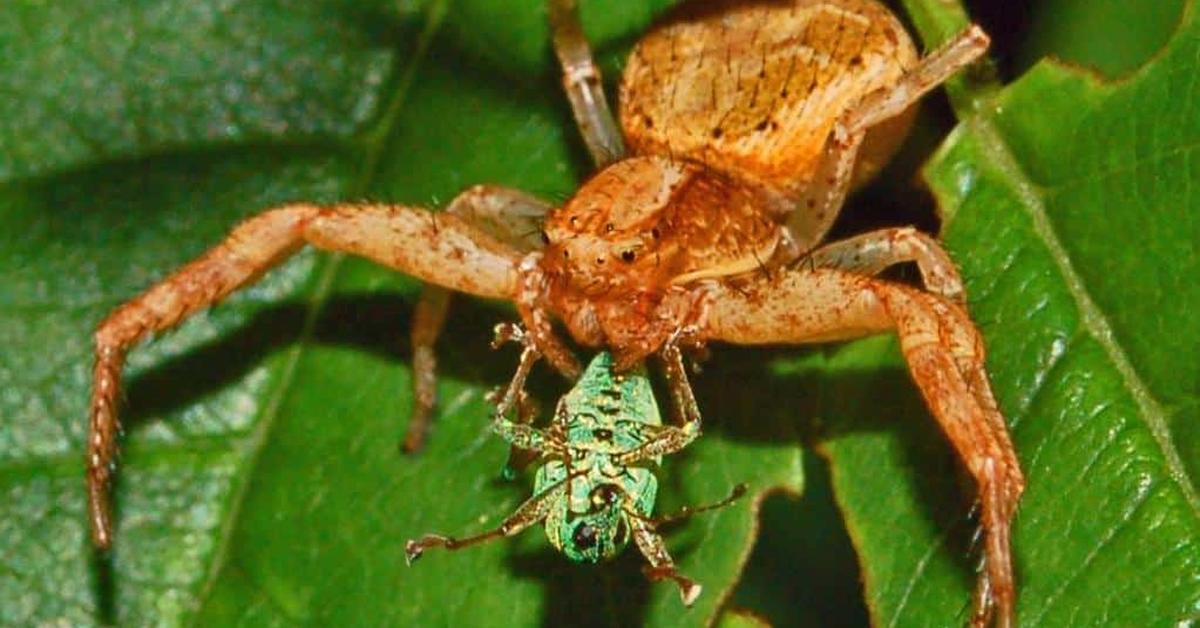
<box><xmin>611</xmin><ymin>422</ymin><xmax>699</xmax><ymax>467</ymax></box>
<box><xmin>548</xmin><ymin>0</ymin><xmax>626</xmax><ymax>166</ymax></box>
<box><xmin>487</xmin><ymin>322</ymin><xmax>553</xmax><ymax>477</ymax></box>
<box><xmin>786</xmin><ymin>26</ymin><xmax>990</xmax><ymax>252</ymax></box>
<box><xmin>628</xmin><ymin>512</ymin><xmax>702</xmax><ymax>607</ymax></box>
<box><xmin>661</xmin><ymin>333</ymin><xmax>703</xmax><ymax>427</ymax></box>
<box><xmin>405</xmin><ymin>480</ymin><xmax>567</xmax><ymax>563</ymax></box>
<box><xmin>606</xmin><ymin>339</ymin><xmax>703</xmax><ymax>466</ymax></box>
<box><xmin>491</xmin><ymin>395</ymin><xmax>554</xmax><ymax>453</ymax></box>
<box><xmin>406</xmin><ymin>186</ymin><xmax>552</xmax><ymax>453</ymax></box>
<box><xmin>487</xmin><ymin>323</ymin><xmax>541</xmax><ymax>413</ymax></box>
<box><xmin>703</xmin><ymin>268</ymin><xmax>1023</xmax><ymax>627</ymax></box>
<box><xmin>89</xmin><ymin>202</ymin><xmax>524</xmax><ymax>549</ymax></box>
<box><xmin>489</xmin><ymin>332</ymin><xmax>557</xmax><ymax>454</ymax></box>
<box><xmin>804</xmin><ymin>226</ymin><xmax>965</xmax><ymax>301</ymax></box>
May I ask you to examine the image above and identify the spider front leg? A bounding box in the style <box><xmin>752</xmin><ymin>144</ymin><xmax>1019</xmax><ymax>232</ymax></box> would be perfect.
<box><xmin>407</xmin><ymin>186</ymin><xmax>551</xmax><ymax>453</ymax></box>
<box><xmin>515</xmin><ymin>261</ymin><xmax>583</xmax><ymax>381</ymax></box>
<box><xmin>786</xmin><ymin>25</ymin><xmax>990</xmax><ymax>251</ymax></box>
<box><xmin>704</xmin><ymin>268</ymin><xmax>1023</xmax><ymax>628</ymax></box>
<box><xmin>89</xmin><ymin>201</ymin><xmax>524</xmax><ymax>549</ymax></box>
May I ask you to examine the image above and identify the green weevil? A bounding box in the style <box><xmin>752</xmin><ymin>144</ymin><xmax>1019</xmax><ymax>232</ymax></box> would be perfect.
<box><xmin>404</xmin><ymin>332</ymin><xmax>744</xmax><ymax>606</ymax></box>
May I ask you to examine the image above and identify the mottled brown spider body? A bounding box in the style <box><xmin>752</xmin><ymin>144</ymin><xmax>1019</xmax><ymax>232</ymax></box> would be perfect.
<box><xmin>620</xmin><ymin>0</ymin><xmax>919</xmax><ymax>197</ymax></box>
<box><xmin>530</xmin><ymin>0</ymin><xmax>962</xmax><ymax>371</ymax></box>
<box><xmin>87</xmin><ymin>1</ymin><xmax>1022</xmax><ymax>625</ymax></box>
<box><xmin>541</xmin><ymin>156</ymin><xmax>780</xmax><ymax>363</ymax></box>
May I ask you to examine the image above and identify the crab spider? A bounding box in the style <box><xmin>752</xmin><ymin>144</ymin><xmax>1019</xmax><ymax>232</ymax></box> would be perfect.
<box><xmin>88</xmin><ymin>1</ymin><xmax>1022</xmax><ymax>625</ymax></box>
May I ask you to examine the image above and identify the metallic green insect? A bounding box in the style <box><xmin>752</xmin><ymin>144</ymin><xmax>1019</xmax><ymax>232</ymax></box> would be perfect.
<box><xmin>404</xmin><ymin>336</ymin><xmax>744</xmax><ymax>606</ymax></box>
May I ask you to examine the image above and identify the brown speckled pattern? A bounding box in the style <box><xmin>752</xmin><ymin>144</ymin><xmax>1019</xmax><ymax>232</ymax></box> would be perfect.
<box><xmin>621</xmin><ymin>0</ymin><xmax>917</xmax><ymax>190</ymax></box>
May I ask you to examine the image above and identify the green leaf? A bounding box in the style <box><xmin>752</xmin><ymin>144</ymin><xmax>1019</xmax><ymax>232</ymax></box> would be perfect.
<box><xmin>1018</xmin><ymin>0</ymin><xmax>1186</xmax><ymax>78</ymax></box>
<box><xmin>6</xmin><ymin>0</ymin><xmax>1197</xmax><ymax>625</ymax></box>
<box><xmin>816</xmin><ymin>0</ymin><xmax>1200</xmax><ymax>625</ymax></box>
<box><xmin>0</xmin><ymin>1</ymin><xmax>801</xmax><ymax>625</ymax></box>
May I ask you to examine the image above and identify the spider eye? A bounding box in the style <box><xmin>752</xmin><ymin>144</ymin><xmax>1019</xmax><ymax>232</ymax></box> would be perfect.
<box><xmin>620</xmin><ymin>249</ymin><xmax>636</xmax><ymax>263</ymax></box>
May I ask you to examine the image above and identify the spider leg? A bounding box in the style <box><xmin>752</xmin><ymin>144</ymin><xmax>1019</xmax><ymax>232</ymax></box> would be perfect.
<box><xmin>405</xmin><ymin>479</ymin><xmax>566</xmax><ymax>563</ymax></box>
<box><xmin>89</xmin><ymin>202</ymin><xmax>524</xmax><ymax>549</ymax></box>
<box><xmin>804</xmin><ymin>226</ymin><xmax>965</xmax><ymax>301</ymax></box>
<box><xmin>703</xmin><ymin>267</ymin><xmax>1023</xmax><ymax>627</ymax></box>
<box><xmin>786</xmin><ymin>26</ymin><xmax>989</xmax><ymax>252</ymax></box>
<box><xmin>548</xmin><ymin>0</ymin><xmax>625</xmax><ymax>166</ymax></box>
<box><xmin>407</xmin><ymin>285</ymin><xmax>449</xmax><ymax>453</ymax></box>
<box><xmin>406</xmin><ymin>186</ymin><xmax>552</xmax><ymax>453</ymax></box>
<box><xmin>843</xmin><ymin>26</ymin><xmax>990</xmax><ymax>135</ymax></box>
<box><xmin>515</xmin><ymin>257</ymin><xmax>582</xmax><ymax>380</ymax></box>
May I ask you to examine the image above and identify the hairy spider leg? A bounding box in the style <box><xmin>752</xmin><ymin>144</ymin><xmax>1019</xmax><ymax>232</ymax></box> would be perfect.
<box><xmin>805</xmin><ymin>226</ymin><xmax>965</xmax><ymax>301</ymax></box>
<box><xmin>787</xmin><ymin>26</ymin><xmax>990</xmax><ymax>253</ymax></box>
<box><xmin>89</xmin><ymin>200</ymin><xmax>524</xmax><ymax>549</ymax></box>
<box><xmin>703</xmin><ymin>267</ymin><xmax>1023</xmax><ymax>628</ymax></box>
<box><xmin>405</xmin><ymin>186</ymin><xmax>552</xmax><ymax>453</ymax></box>
<box><xmin>548</xmin><ymin>0</ymin><xmax>626</xmax><ymax>165</ymax></box>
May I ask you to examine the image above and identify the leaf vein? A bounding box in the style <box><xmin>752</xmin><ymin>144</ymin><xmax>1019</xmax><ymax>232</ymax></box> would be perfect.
<box><xmin>186</xmin><ymin>0</ymin><xmax>452</xmax><ymax>621</ymax></box>
<box><xmin>968</xmin><ymin>116</ymin><xmax>1200</xmax><ymax>517</ymax></box>
<box><xmin>886</xmin><ymin>522</ymin><xmax>954</xmax><ymax>627</ymax></box>
<box><xmin>1027</xmin><ymin>478</ymin><xmax>1153</xmax><ymax>624</ymax></box>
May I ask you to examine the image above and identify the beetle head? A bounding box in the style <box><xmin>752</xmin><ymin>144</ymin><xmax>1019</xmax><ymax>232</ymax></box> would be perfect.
<box><xmin>554</xmin><ymin>482</ymin><xmax>631</xmax><ymax>563</ymax></box>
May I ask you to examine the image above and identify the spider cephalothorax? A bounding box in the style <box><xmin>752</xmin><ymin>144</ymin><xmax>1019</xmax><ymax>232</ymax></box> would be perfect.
<box><xmin>539</xmin><ymin>156</ymin><xmax>783</xmax><ymax>364</ymax></box>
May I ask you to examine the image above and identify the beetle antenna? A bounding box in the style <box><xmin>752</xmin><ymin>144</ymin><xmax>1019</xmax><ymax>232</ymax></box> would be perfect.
<box><xmin>641</xmin><ymin>483</ymin><xmax>747</xmax><ymax>526</ymax></box>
